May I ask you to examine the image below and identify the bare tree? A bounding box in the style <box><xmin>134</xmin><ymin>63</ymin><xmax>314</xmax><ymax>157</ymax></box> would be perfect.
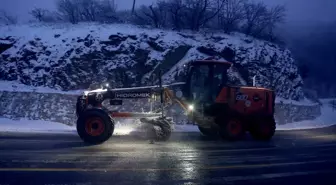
<box><xmin>132</xmin><ymin>0</ymin><xmax>136</xmax><ymax>14</ymax></box>
<box><xmin>97</xmin><ymin>0</ymin><xmax>118</xmax><ymax>23</ymax></box>
<box><xmin>242</xmin><ymin>1</ymin><xmax>268</xmax><ymax>36</ymax></box>
<box><xmin>30</xmin><ymin>8</ymin><xmax>48</xmax><ymax>22</ymax></box>
<box><xmin>218</xmin><ymin>0</ymin><xmax>245</xmax><ymax>33</ymax></box>
<box><xmin>181</xmin><ymin>0</ymin><xmax>224</xmax><ymax>31</ymax></box>
<box><xmin>78</xmin><ymin>0</ymin><xmax>100</xmax><ymax>21</ymax></box>
<box><xmin>262</xmin><ymin>5</ymin><xmax>286</xmax><ymax>40</ymax></box>
<box><xmin>56</xmin><ymin>0</ymin><xmax>80</xmax><ymax>24</ymax></box>
<box><xmin>0</xmin><ymin>10</ymin><xmax>18</xmax><ymax>25</ymax></box>
<box><xmin>166</xmin><ymin>0</ymin><xmax>184</xmax><ymax>30</ymax></box>
<box><xmin>137</xmin><ymin>1</ymin><xmax>168</xmax><ymax>28</ymax></box>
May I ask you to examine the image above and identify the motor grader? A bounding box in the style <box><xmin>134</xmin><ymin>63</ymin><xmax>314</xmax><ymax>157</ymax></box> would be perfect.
<box><xmin>75</xmin><ymin>60</ymin><xmax>276</xmax><ymax>144</ymax></box>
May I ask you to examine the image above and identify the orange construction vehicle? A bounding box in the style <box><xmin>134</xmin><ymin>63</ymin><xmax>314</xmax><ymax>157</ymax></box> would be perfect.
<box><xmin>76</xmin><ymin>60</ymin><xmax>276</xmax><ymax>144</ymax></box>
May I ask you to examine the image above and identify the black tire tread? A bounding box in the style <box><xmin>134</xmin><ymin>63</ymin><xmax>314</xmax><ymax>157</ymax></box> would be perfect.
<box><xmin>250</xmin><ymin>117</ymin><xmax>276</xmax><ymax>141</ymax></box>
<box><xmin>218</xmin><ymin>117</ymin><xmax>245</xmax><ymax>141</ymax></box>
<box><xmin>76</xmin><ymin>108</ymin><xmax>114</xmax><ymax>144</ymax></box>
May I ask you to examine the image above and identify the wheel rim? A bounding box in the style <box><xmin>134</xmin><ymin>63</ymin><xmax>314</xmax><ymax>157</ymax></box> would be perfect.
<box><xmin>85</xmin><ymin>117</ymin><xmax>105</xmax><ymax>136</ymax></box>
<box><xmin>227</xmin><ymin>119</ymin><xmax>242</xmax><ymax>135</ymax></box>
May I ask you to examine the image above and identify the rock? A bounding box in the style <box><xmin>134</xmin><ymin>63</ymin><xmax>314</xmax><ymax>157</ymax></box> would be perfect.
<box><xmin>147</xmin><ymin>40</ymin><xmax>164</xmax><ymax>52</ymax></box>
<box><xmin>211</xmin><ymin>36</ymin><xmax>226</xmax><ymax>42</ymax></box>
<box><xmin>220</xmin><ymin>47</ymin><xmax>235</xmax><ymax>62</ymax></box>
<box><xmin>0</xmin><ymin>43</ymin><xmax>13</xmax><ymax>54</ymax></box>
<box><xmin>129</xmin><ymin>35</ymin><xmax>137</xmax><ymax>40</ymax></box>
<box><xmin>108</xmin><ymin>34</ymin><xmax>127</xmax><ymax>46</ymax></box>
<box><xmin>197</xmin><ymin>46</ymin><xmax>219</xmax><ymax>56</ymax></box>
<box><xmin>152</xmin><ymin>45</ymin><xmax>191</xmax><ymax>79</ymax></box>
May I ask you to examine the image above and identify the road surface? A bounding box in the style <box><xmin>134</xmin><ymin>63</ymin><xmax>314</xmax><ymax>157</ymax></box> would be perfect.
<box><xmin>0</xmin><ymin>126</ymin><xmax>336</xmax><ymax>185</ymax></box>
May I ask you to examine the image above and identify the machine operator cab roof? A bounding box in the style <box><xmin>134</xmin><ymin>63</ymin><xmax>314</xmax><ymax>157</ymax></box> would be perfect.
<box><xmin>185</xmin><ymin>60</ymin><xmax>235</xmax><ymax>103</ymax></box>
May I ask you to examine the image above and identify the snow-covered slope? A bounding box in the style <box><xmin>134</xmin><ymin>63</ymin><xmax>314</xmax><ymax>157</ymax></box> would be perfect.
<box><xmin>0</xmin><ymin>23</ymin><xmax>304</xmax><ymax>100</ymax></box>
<box><xmin>0</xmin><ymin>80</ymin><xmax>83</xmax><ymax>95</ymax></box>
<box><xmin>276</xmin><ymin>99</ymin><xmax>336</xmax><ymax>130</ymax></box>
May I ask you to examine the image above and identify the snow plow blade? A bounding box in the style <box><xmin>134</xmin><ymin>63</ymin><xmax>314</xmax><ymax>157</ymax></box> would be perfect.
<box><xmin>140</xmin><ymin>117</ymin><xmax>172</xmax><ymax>141</ymax></box>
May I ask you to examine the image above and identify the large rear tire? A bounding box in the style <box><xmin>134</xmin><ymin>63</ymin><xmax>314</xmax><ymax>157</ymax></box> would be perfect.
<box><xmin>77</xmin><ymin>109</ymin><xmax>114</xmax><ymax>144</ymax></box>
<box><xmin>218</xmin><ymin>117</ymin><xmax>245</xmax><ymax>141</ymax></box>
<box><xmin>250</xmin><ymin>117</ymin><xmax>276</xmax><ymax>141</ymax></box>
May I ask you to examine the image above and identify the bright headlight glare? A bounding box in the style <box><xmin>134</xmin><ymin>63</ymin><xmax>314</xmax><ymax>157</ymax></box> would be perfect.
<box><xmin>188</xmin><ymin>104</ymin><xmax>194</xmax><ymax>111</ymax></box>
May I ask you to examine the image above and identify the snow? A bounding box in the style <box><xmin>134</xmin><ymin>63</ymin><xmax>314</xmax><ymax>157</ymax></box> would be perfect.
<box><xmin>0</xmin><ymin>80</ymin><xmax>83</xmax><ymax>95</ymax></box>
<box><xmin>0</xmin><ymin>118</ymin><xmax>147</xmax><ymax>135</ymax></box>
<box><xmin>277</xmin><ymin>99</ymin><xmax>336</xmax><ymax>130</ymax></box>
<box><xmin>0</xmin><ymin>39</ymin><xmax>13</xmax><ymax>45</ymax></box>
<box><xmin>174</xmin><ymin>124</ymin><xmax>200</xmax><ymax>132</ymax></box>
<box><xmin>0</xmin><ymin>99</ymin><xmax>334</xmax><ymax>134</ymax></box>
<box><xmin>1</xmin><ymin>23</ymin><xmax>304</xmax><ymax>100</ymax></box>
<box><xmin>275</xmin><ymin>97</ymin><xmax>318</xmax><ymax>106</ymax></box>
<box><xmin>0</xmin><ymin>118</ymin><xmax>75</xmax><ymax>133</ymax></box>
<box><xmin>162</xmin><ymin>47</ymin><xmax>209</xmax><ymax>83</ymax></box>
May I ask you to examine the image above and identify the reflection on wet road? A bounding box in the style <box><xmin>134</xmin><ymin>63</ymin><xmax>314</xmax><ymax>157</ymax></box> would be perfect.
<box><xmin>0</xmin><ymin>126</ymin><xmax>336</xmax><ymax>185</ymax></box>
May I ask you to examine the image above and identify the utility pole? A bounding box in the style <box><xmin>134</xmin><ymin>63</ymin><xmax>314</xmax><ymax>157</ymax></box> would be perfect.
<box><xmin>132</xmin><ymin>0</ymin><xmax>136</xmax><ymax>14</ymax></box>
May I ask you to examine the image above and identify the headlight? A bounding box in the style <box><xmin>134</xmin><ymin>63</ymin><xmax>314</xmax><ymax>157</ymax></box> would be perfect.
<box><xmin>188</xmin><ymin>104</ymin><xmax>194</xmax><ymax>111</ymax></box>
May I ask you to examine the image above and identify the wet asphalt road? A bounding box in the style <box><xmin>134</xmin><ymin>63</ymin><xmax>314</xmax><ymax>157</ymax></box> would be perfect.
<box><xmin>0</xmin><ymin>126</ymin><xmax>336</xmax><ymax>185</ymax></box>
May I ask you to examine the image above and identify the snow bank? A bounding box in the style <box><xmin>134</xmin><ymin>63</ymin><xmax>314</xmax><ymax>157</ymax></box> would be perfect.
<box><xmin>0</xmin><ymin>98</ymin><xmax>334</xmax><ymax>134</ymax></box>
<box><xmin>174</xmin><ymin>124</ymin><xmax>200</xmax><ymax>132</ymax></box>
<box><xmin>0</xmin><ymin>117</ymin><xmax>146</xmax><ymax>135</ymax></box>
<box><xmin>0</xmin><ymin>80</ymin><xmax>83</xmax><ymax>95</ymax></box>
<box><xmin>275</xmin><ymin>97</ymin><xmax>318</xmax><ymax>106</ymax></box>
<box><xmin>278</xmin><ymin>98</ymin><xmax>336</xmax><ymax>129</ymax></box>
<box><xmin>0</xmin><ymin>118</ymin><xmax>75</xmax><ymax>133</ymax></box>
<box><xmin>277</xmin><ymin>100</ymin><xmax>336</xmax><ymax>130</ymax></box>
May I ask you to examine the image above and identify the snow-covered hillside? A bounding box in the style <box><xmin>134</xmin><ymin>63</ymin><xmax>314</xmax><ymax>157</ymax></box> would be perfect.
<box><xmin>0</xmin><ymin>23</ymin><xmax>304</xmax><ymax>100</ymax></box>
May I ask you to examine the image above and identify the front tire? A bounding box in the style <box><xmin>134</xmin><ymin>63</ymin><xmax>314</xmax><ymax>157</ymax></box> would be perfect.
<box><xmin>250</xmin><ymin>117</ymin><xmax>276</xmax><ymax>140</ymax></box>
<box><xmin>218</xmin><ymin>117</ymin><xmax>245</xmax><ymax>141</ymax></box>
<box><xmin>77</xmin><ymin>109</ymin><xmax>114</xmax><ymax>144</ymax></box>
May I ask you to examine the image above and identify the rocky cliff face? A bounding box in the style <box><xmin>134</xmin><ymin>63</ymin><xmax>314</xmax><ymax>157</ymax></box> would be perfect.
<box><xmin>0</xmin><ymin>24</ymin><xmax>304</xmax><ymax>100</ymax></box>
